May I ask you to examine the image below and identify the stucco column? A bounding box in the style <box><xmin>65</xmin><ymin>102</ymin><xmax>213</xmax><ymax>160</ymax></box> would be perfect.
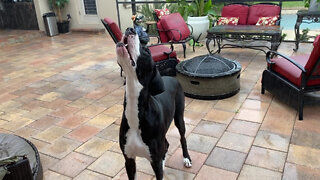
<box><xmin>33</xmin><ymin>0</ymin><xmax>50</xmax><ymax>31</ymax></box>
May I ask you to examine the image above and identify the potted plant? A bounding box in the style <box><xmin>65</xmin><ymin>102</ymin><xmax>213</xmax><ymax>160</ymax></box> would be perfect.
<box><xmin>167</xmin><ymin>0</ymin><xmax>216</xmax><ymax>41</ymax></box>
<box><xmin>48</xmin><ymin>0</ymin><xmax>70</xmax><ymax>33</ymax></box>
<box><xmin>304</xmin><ymin>0</ymin><xmax>320</xmax><ymax>12</ymax></box>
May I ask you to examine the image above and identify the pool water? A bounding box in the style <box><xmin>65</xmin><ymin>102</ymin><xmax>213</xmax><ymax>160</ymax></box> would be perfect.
<box><xmin>281</xmin><ymin>14</ymin><xmax>320</xmax><ymax>30</ymax></box>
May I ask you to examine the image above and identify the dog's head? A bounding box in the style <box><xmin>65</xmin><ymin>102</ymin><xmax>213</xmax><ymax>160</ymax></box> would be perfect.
<box><xmin>116</xmin><ymin>28</ymin><xmax>164</xmax><ymax>96</ymax></box>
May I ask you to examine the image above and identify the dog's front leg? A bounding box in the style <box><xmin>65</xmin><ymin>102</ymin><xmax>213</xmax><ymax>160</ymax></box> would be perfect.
<box><xmin>151</xmin><ymin>160</ymin><xmax>164</xmax><ymax>180</ymax></box>
<box><xmin>125</xmin><ymin>157</ymin><xmax>136</xmax><ymax>180</ymax></box>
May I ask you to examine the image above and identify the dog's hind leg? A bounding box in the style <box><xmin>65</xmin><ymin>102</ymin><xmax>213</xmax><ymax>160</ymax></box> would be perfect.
<box><xmin>174</xmin><ymin>93</ymin><xmax>192</xmax><ymax>168</ymax></box>
<box><xmin>125</xmin><ymin>157</ymin><xmax>136</xmax><ymax>180</ymax></box>
<box><xmin>151</xmin><ymin>160</ymin><xmax>164</xmax><ymax>180</ymax></box>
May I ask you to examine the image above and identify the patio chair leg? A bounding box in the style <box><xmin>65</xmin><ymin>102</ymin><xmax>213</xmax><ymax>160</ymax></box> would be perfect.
<box><xmin>192</xmin><ymin>38</ymin><xmax>195</xmax><ymax>52</ymax></box>
<box><xmin>298</xmin><ymin>92</ymin><xmax>304</xmax><ymax>120</ymax></box>
<box><xmin>183</xmin><ymin>43</ymin><xmax>186</xmax><ymax>58</ymax></box>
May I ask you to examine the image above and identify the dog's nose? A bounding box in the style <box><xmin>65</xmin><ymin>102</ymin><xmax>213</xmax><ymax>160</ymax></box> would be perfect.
<box><xmin>116</xmin><ymin>42</ymin><xmax>125</xmax><ymax>47</ymax></box>
<box><xmin>125</xmin><ymin>28</ymin><xmax>136</xmax><ymax>36</ymax></box>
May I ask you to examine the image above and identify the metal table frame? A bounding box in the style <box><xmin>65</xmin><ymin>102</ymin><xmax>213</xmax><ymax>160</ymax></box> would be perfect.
<box><xmin>294</xmin><ymin>10</ymin><xmax>320</xmax><ymax>51</ymax></box>
<box><xmin>206</xmin><ymin>25</ymin><xmax>283</xmax><ymax>55</ymax></box>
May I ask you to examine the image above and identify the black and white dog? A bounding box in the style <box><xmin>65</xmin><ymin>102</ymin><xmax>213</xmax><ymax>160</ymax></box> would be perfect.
<box><xmin>116</xmin><ymin>28</ymin><xmax>192</xmax><ymax>180</ymax></box>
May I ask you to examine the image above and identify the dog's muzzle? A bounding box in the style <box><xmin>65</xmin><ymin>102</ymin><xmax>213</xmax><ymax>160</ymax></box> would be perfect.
<box><xmin>122</xmin><ymin>28</ymin><xmax>137</xmax><ymax>67</ymax></box>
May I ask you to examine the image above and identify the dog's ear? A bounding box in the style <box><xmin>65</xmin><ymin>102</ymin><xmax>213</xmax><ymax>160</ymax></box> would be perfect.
<box><xmin>149</xmin><ymin>65</ymin><xmax>165</xmax><ymax>96</ymax></box>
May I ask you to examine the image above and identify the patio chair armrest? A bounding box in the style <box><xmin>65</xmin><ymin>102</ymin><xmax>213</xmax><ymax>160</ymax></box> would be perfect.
<box><xmin>187</xmin><ymin>23</ymin><xmax>193</xmax><ymax>34</ymax></box>
<box><xmin>266</xmin><ymin>51</ymin><xmax>306</xmax><ymax>73</ymax></box>
<box><xmin>157</xmin><ymin>28</ymin><xmax>183</xmax><ymax>42</ymax></box>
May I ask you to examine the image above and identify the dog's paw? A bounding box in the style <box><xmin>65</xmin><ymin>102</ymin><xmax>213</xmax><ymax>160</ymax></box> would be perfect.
<box><xmin>183</xmin><ymin>158</ymin><xmax>192</xmax><ymax>168</ymax></box>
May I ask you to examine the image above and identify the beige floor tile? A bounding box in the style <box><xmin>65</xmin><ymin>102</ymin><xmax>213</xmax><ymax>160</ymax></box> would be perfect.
<box><xmin>114</xmin><ymin>169</ymin><xmax>153</xmax><ymax>180</ymax></box>
<box><xmin>36</xmin><ymin>92</ymin><xmax>61</xmax><ymax>102</ymax></box>
<box><xmin>166</xmin><ymin>148</ymin><xmax>207</xmax><ymax>174</ymax></box>
<box><xmin>241</xmin><ymin>99</ymin><xmax>270</xmax><ymax>111</ymax></box>
<box><xmin>166</xmin><ymin>135</ymin><xmax>181</xmax><ymax>155</ymax></box>
<box><xmin>234</xmin><ymin>108</ymin><xmax>266</xmax><ymax>123</ymax></box>
<box><xmin>66</xmin><ymin>124</ymin><xmax>101</xmax><ymax>142</ymax></box>
<box><xmin>261</xmin><ymin>113</ymin><xmax>295</xmax><ymax>136</ymax></box>
<box><xmin>185</xmin><ymin>100</ymin><xmax>215</xmax><ymax>113</ymax></box>
<box><xmin>86</xmin><ymin>113</ymin><xmax>118</xmax><ymax>129</ymax></box>
<box><xmin>186</xmin><ymin>133</ymin><xmax>217</xmax><ymax>153</ymax></box>
<box><xmin>227</xmin><ymin>119</ymin><xmax>260</xmax><ymax>137</ymax></box>
<box><xmin>253</xmin><ymin>130</ymin><xmax>290</xmax><ymax>152</ymax></box>
<box><xmin>291</xmin><ymin>128</ymin><xmax>320</xmax><ymax>149</ymax></box>
<box><xmin>103</xmin><ymin>104</ymin><xmax>123</xmax><ymax>118</ymax></box>
<box><xmin>76</xmin><ymin>104</ymin><xmax>106</xmax><ymax>118</ymax></box>
<box><xmin>245</xmin><ymin>146</ymin><xmax>287</xmax><ymax>172</ymax></box>
<box><xmin>43</xmin><ymin>170</ymin><xmax>72</xmax><ymax>180</ymax></box>
<box><xmin>67</xmin><ymin>98</ymin><xmax>95</xmax><ymax>109</ymax></box>
<box><xmin>75</xmin><ymin>137</ymin><xmax>115</xmax><ymax>157</ymax></box>
<box><xmin>203</xmin><ymin>109</ymin><xmax>235</xmax><ymax>124</ymax></box>
<box><xmin>238</xmin><ymin>165</ymin><xmax>282</xmax><ymax>180</ymax></box>
<box><xmin>1</xmin><ymin>117</ymin><xmax>33</xmax><ymax>131</ymax></box>
<box><xmin>287</xmin><ymin>144</ymin><xmax>320</xmax><ymax>169</ymax></box>
<box><xmin>163</xmin><ymin>167</ymin><xmax>195</xmax><ymax>180</ymax></box>
<box><xmin>56</xmin><ymin>115</ymin><xmax>89</xmax><ymax>129</ymax></box>
<box><xmin>193</xmin><ymin>120</ymin><xmax>227</xmax><ymax>138</ymax></box>
<box><xmin>213</xmin><ymin>100</ymin><xmax>242</xmax><ymax>112</ymax></box>
<box><xmin>40</xmin><ymin>153</ymin><xmax>59</xmax><ymax>172</ymax></box>
<box><xmin>283</xmin><ymin>162</ymin><xmax>320</xmax><ymax>180</ymax></box>
<box><xmin>88</xmin><ymin>151</ymin><xmax>125</xmax><ymax>177</ymax></box>
<box><xmin>33</xmin><ymin>125</ymin><xmax>70</xmax><ymax>142</ymax></box>
<box><xmin>166</xmin><ymin>123</ymin><xmax>194</xmax><ymax>138</ymax></box>
<box><xmin>206</xmin><ymin>147</ymin><xmax>246</xmax><ymax>173</ymax></box>
<box><xmin>217</xmin><ymin>132</ymin><xmax>254</xmax><ymax>153</ymax></box>
<box><xmin>195</xmin><ymin>165</ymin><xmax>238</xmax><ymax>180</ymax></box>
<box><xmin>40</xmin><ymin>137</ymin><xmax>81</xmax><ymax>159</ymax></box>
<box><xmin>183</xmin><ymin>110</ymin><xmax>205</xmax><ymax>125</ymax></box>
<box><xmin>96</xmin><ymin>123</ymin><xmax>120</xmax><ymax>142</ymax></box>
<box><xmin>50</xmin><ymin>152</ymin><xmax>95</xmax><ymax>178</ymax></box>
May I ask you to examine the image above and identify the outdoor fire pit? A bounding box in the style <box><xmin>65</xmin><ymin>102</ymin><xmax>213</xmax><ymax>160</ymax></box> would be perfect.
<box><xmin>176</xmin><ymin>55</ymin><xmax>241</xmax><ymax>100</ymax></box>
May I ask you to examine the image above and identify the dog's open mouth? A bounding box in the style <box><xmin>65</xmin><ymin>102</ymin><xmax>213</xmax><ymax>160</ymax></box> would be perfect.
<box><xmin>123</xmin><ymin>29</ymin><xmax>136</xmax><ymax>67</ymax></box>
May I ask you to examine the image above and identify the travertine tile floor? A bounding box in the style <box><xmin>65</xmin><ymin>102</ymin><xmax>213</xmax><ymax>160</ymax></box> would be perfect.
<box><xmin>1</xmin><ymin>31</ymin><xmax>320</xmax><ymax>180</ymax></box>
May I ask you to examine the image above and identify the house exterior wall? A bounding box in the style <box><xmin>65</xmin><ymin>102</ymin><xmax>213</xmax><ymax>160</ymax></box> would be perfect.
<box><xmin>34</xmin><ymin>0</ymin><xmax>131</xmax><ymax>32</ymax></box>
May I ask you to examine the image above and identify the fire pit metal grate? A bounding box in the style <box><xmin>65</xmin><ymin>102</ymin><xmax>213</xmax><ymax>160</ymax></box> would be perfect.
<box><xmin>176</xmin><ymin>55</ymin><xmax>241</xmax><ymax>100</ymax></box>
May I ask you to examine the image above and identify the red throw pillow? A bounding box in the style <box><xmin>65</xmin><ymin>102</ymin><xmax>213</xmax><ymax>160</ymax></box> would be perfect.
<box><xmin>217</xmin><ymin>17</ymin><xmax>239</xmax><ymax>25</ymax></box>
<box><xmin>256</xmin><ymin>16</ymin><xmax>279</xmax><ymax>26</ymax></box>
<box><xmin>221</xmin><ymin>4</ymin><xmax>249</xmax><ymax>25</ymax></box>
<box><xmin>154</xmin><ymin>8</ymin><xmax>170</xmax><ymax>19</ymax></box>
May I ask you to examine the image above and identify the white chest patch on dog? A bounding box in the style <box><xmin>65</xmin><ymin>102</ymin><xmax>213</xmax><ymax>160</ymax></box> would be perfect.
<box><xmin>124</xmin><ymin>77</ymin><xmax>152</xmax><ymax>161</ymax></box>
<box><xmin>125</xmin><ymin>129</ymin><xmax>151</xmax><ymax>161</ymax></box>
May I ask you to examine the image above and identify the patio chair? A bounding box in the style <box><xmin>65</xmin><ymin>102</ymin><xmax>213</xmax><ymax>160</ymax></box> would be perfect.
<box><xmin>261</xmin><ymin>35</ymin><xmax>320</xmax><ymax>120</ymax></box>
<box><xmin>101</xmin><ymin>17</ymin><xmax>178</xmax><ymax>76</ymax></box>
<box><xmin>153</xmin><ymin>11</ymin><xmax>195</xmax><ymax>58</ymax></box>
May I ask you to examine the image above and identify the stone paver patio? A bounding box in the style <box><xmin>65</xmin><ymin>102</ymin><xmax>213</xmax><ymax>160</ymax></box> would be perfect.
<box><xmin>1</xmin><ymin>31</ymin><xmax>320</xmax><ymax>180</ymax></box>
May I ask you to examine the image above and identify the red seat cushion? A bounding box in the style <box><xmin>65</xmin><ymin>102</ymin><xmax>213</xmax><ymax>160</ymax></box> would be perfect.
<box><xmin>221</xmin><ymin>4</ymin><xmax>249</xmax><ymax>25</ymax></box>
<box><xmin>103</xmin><ymin>17</ymin><xmax>122</xmax><ymax>42</ymax></box>
<box><xmin>149</xmin><ymin>45</ymin><xmax>177</xmax><ymax>62</ymax></box>
<box><xmin>247</xmin><ymin>4</ymin><xmax>280</xmax><ymax>25</ymax></box>
<box><xmin>157</xmin><ymin>21</ymin><xmax>170</xmax><ymax>43</ymax></box>
<box><xmin>159</xmin><ymin>13</ymin><xmax>190</xmax><ymax>42</ymax></box>
<box><xmin>271</xmin><ymin>35</ymin><xmax>320</xmax><ymax>87</ymax></box>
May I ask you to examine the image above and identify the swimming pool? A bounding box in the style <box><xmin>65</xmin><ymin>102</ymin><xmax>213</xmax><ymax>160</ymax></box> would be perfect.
<box><xmin>281</xmin><ymin>14</ymin><xmax>320</xmax><ymax>30</ymax></box>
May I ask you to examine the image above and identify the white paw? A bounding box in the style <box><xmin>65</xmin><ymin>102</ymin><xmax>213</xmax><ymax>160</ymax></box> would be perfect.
<box><xmin>183</xmin><ymin>158</ymin><xmax>192</xmax><ymax>168</ymax></box>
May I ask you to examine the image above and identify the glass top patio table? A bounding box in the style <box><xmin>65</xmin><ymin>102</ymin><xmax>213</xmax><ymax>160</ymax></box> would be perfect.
<box><xmin>207</xmin><ymin>25</ymin><xmax>282</xmax><ymax>36</ymax></box>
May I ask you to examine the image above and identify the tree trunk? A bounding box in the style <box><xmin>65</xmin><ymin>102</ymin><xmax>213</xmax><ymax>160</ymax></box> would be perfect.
<box><xmin>56</xmin><ymin>6</ymin><xmax>62</xmax><ymax>22</ymax></box>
